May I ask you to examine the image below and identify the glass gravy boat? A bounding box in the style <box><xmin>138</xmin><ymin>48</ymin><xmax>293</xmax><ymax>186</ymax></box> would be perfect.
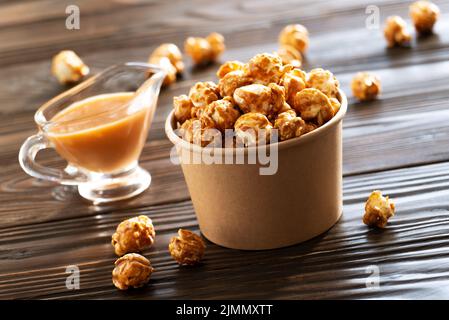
<box><xmin>19</xmin><ymin>62</ymin><xmax>165</xmax><ymax>204</ymax></box>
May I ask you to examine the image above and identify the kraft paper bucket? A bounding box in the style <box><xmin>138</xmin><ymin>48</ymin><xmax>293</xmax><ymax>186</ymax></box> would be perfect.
<box><xmin>165</xmin><ymin>90</ymin><xmax>347</xmax><ymax>250</ymax></box>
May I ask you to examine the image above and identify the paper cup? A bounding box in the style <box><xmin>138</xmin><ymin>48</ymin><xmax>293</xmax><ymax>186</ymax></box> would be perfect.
<box><xmin>165</xmin><ymin>90</ymin><xmax>347</xmax><ymax>250</ymax></box>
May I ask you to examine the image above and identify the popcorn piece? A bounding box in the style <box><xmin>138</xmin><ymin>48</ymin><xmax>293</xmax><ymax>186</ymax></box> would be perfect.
<box><xmin>294</xmin><ymin>88</ymin><xmax>334</xmax><ymax>126</ymax></box>
<box><xmin>169</xmin><ymin>229</ymin><xmax>206</xmax><ymax>266</ymax></box>
<box><xmin>384</xmin><ymin>16</ymin><xmax>411</xmax><ymax>47</ymax></box>
<box><xmin>189</xmin><ymin>81</ymin><xmax>220</xmax><ymax>117</ymax></box>
<box><xmin>111</xmin><ymin>215</ymin><xmax>156</xmax><ymax>256</ymax></box>
<box><xmin>179</xmin><ymin>118</ymin><xmax>222</xmax><ymax>147</ymax></box>
<box><xmin>329</xmin><ymin>97</ymin><xmax>341</xmax><ymax>114</ymax></box>
<box><xmin>149</xmin><ymin>43</ymin><xmax>184</xmax><ymax>74</ymax></box>
<box><xmin>216</xmin><ymin>60</ymin><xmax>246</xmax><ymax>79</ymax></box>
<box><xmin>206</xmin><ymin>32</ymin><xmax>226</xmax><ymax>60</ymax></box>
<box><xmin>276</xmin><ymin>45</ymin><xmax>302</xmax><ymax>68</ymax></box>
<box><xmin>51</xmin><ymin>50</ymin><xmax>90</xmax><ymax>84</ymax></box>
<box><xmin>234</xmin><ymin>112</ymin><xmax>273</xmax><ymax>146</ymax></box>
<box><xmin>278</xmin><ymin>24</ymin><xmax>309</xmax><ymax>54</ymax></box>
<box><xmin>112</xmin><ymin>253</ymin><xmax>154</xmax><ymax>290</ymax></box>
<box><xmin>184</xmin><ymin>32</ymin><xmax>225</xmax><ymax>65</ymax></box>
<box><xmin>363</xmin><ymin>190</ymin><xmax>395</xmax><ymax>228</ymax></box>
<box><xmin>149</xmin><ymin>56</ymin><xmax>177</xmax><ymax>86</ymax></box>
<box><xmin>233</xmin><ymin>83</ymin><xmax>285</xmax><ymax>118</ymax></box>
<box><xmin>307</xmin><ymin>68</ymin><xmax>340</xmax><ymax>99</ymax></box>
<box><xmin>351</xmin><ymin>72</ymin><xmax>381</xmax><ymax>101</ymax></box>
<box><xmin>173</xmin><ymin>94</ymin><xmax>194</xmax><ymax>124</ymax></box>
<box><xmin>410</xmin><ymin>1</ymin><xmax>440</xmax><ymax>34</ymax></box>
<box><xmin>274</xmin><ymin>109</ymin><xmax>307</xmax><ymax>141</ymax></box>
<box><xmin>200</xmin><ymin>97</ymin><xmax>241</xmax><ymax>132</ymax></box>
<box><xmin>246</xmin><ymin>53</ymin><xmax>284</xmax><ymax>85</ymax></box>
<box><xmin>281</xmin><ymin>68</ymin><xmax>307</xmax><ymax>107</ymax></box>
<box><xmin>218</xmin><ymin>70</ymin><xmax>253</xmax><ymax>97</ymax></box>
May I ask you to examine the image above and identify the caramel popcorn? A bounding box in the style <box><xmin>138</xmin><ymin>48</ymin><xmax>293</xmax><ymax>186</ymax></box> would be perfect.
<box><xmin>184</xmin><ymin>32</ymin><xmax>225</xmax><ymax>65</ymax></box>
<box><xmin>206</xmin><ymin>32</ymin><xmax>226</xmax><ymax>60</ymax></box>
<box><xmin>410</xmin><ymin>1</ymin><xmax>440</xmax><ymax>34</ymax></box>
<box><xmin>216</xmin><ymin>60</ymin><xmax>246</xmax><ymax>79</ymax></box>
<box><xmin>363</xmin><ymin>190</ymin><xmax>395</xmax><ymax>228</ymax></box>
<box><xmin>149</xmin><ymin>43</ymin><xmax>184</xmax><ymax>74</ymax></box>
<box><xmin>179</xmin><ymin>118</ymin><xmax>221</xmax><ymax>147</ymax></box>
<box><xmin>218</xmin><ymin>70</ymin><xmax>253</xmax><ymax>97</ymax></box>
<box><xmin>274</xmin><ymin>110</ymin><xmax>308</xmax><ymax>141</ymax></box>
<box><xmin>329</xmin><ymin>97</ymin><xmax>341</xmax><ymax>114</ymax></box>
<box><xmin>112</xmin><ymin>253</ymin><xmax>154</xmax><ymax>290</ymax></box>
<box><xmin>278</xmin><ymin>24</ymin><xmax>309</xmax><ymax>54</ymax></box>
<box><xmin>188</xmin><ymin>81</ymin><xmax>220</xmax><ymax>117</ymax></box>
<box><xmin>245</xmin><ymin>53</ymin><xmax>284</xmax><ymax>85</ymax></box>
<box><xmin>200</xmin><ymin>97</ymin><xmax>241</xmax><ymax>132</ymax></box>
<box><xmin>351</xmin><ymin>72</ymin><xmax>381</xmax><ymax>101</ymax></box>
<box><xmin>173</xmin><ymin>94</ymin><xmax>194</xmax><ymax>124</ymax></box>
<box><xmin>111</xmin><ymin>215</ymin><xmax>156</xmax><ymax>256</ymax></box>
<box><xmin>150</xmin><ymin>56</ymin><xmax>177</xmax><ymax>86</ymax></box>
<box><xmin>294</xmin><ymin>88</ymin><xmax>334</xmax><ymax>126</ymax></box>
<box><xmin>307</xmin><ymin>68</ymin><xmax>340</xmax><ymax>99</ymax></box>
<box><xmin>384</xmin><ymin>16</ymin><xmax>411</xmax><ymax>47</ymax></box>
<box><xmin>281</xmin><ymin>68</ymin><xmax>306</xmax><ymax>107</ymax></box>
<box><xmin>276</xmin><ymin>45</ymin><xmax>302</xmax><ymax>68</ymax></box>
<box><xmin>233</xmin><ymin>83</ymin><xmax>285</xmax><ymax>118</ymax></box>
<box><xmin>234</xmin><ymin>112</ymin><xmax>273</xmax><ymax>146</ymax></box>
<box><xmin>169</xmin><ymin>229</ymin><xmax>206</xmax><ymax>266</ymax></box>
<box><xmin>172</xmin><ymin>52</ymin><xmax>342</xmax><ymax>146</ymax></box>
<box><xmin>51</xmin><ymin>50</ymin><xmax>90</xmax><ymax>84</ymax></box>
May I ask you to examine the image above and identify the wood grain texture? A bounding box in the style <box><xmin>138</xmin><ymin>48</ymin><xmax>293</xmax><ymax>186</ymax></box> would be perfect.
<box><xmin>1</xmin><ymin>0</ymin><xmax>449</xmax><ymax>299</ymax></box>
<box><xmin>2</xmin><ymin>162</ymin><xmax>449</xmax><ymax>299</ymax></box>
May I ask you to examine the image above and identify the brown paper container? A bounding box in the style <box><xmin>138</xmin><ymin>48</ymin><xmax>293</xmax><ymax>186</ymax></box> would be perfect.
<box><xmin>165</xmin><ymin>90</ymin><xmax>347</xmax><ymax>250</ymax></box>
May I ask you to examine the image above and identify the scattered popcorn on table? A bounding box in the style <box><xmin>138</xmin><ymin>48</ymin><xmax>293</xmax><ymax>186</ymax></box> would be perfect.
<box><xmin>234</xmin><ymin>112</ymin><xmax>273</xmax><ymax>146</ymax></box>
<box><xmin>278</xmin><ymin>24</ymin><xmax>309</xmax><ymax>54</ymax></box>
<box><xmin>111</xmin><ymin>215</ymin><xmax>156</xmax><ymax>256</ymax></box>
<box><xmin>351</xmin><ymin>72</ymin><xmax>381</xmax><ymax>101</ymax></box>
<box><xmin>172</xmin><ymin>51</ymin><xmax>342</xmax><ymax>147</ymax></box>
<box><xmin>149</xmin><ymin>56</ymin><xmax>177</xmax><ymax>86</ymax></box>
<box><xmin>149</xmin><ymin>43</ymin><xmax>184</xmax><ymax>74</ymax></box>
<box><xmin>384</xmin><ymin>16</ymin><xmax>411</xmax><ymax>47</ymax></box>
<box><xmin>169</xmin><ymin>229</ymin><xmax>206</xmax><ymax>266</ymax></box>
<box><xmin>51</xmin><ymin>50</ymin><xmax>90</xmax><ymax>84</ymax></box>
<box><xmin>112</xmin><ymin>253</ymin><xmax>154</xmax><ymax>290</ymax></box>
<box><xmin>410</xmin><ymin>1</ymin><xmax>440</xmax><ymax>34</ymax></box>
<box><xmin>184</xmin><ymin>32</ymin><xmax>225</xmax><ymax>65</ymax></box>
<box><xmin>363</xmin><ymin>190</ymin><xmax>396</xmax><ymax>228</ymax></box>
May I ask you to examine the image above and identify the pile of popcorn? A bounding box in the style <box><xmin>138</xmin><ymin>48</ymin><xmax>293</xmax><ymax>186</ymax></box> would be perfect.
<box><xmin>173</xmin><ymin>53</ymin><xmax>341</xmax><ymax>147</ymax></box>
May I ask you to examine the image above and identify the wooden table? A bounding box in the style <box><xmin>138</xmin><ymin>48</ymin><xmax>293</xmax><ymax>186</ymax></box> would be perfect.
<box><xmin>1</xmin><ymin>0</ymin><xmax>449</xmax><ymax>299</ymax></box>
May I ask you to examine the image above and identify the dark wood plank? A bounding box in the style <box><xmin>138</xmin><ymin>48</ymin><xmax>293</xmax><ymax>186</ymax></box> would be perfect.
<box><xmin>2</xmin><ymin>161</ymin><xmax>449</xmax><ymax>299</ymax></box>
